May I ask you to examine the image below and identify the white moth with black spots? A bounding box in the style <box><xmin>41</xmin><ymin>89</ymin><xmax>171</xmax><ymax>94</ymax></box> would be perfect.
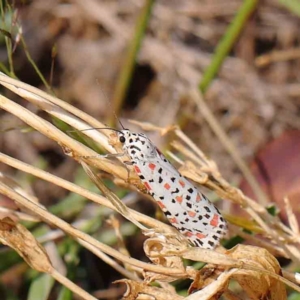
<box><xmin>117</xmin><ymin>129</ymin><xmax>227</xmax><ymax>249</ymax></box>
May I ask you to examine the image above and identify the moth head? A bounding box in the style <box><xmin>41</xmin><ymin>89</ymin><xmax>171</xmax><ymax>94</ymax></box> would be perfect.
<box><xmin>118</xmin><ymin>129</ymin><xmax>157</xmax><ymax>161</ymax></box>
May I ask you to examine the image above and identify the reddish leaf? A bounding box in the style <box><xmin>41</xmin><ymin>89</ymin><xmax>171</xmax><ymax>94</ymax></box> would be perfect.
<box><xmin>240</xmin><ymin>130</ymin><xmax>300</xmax><ymax>222</ymax></box>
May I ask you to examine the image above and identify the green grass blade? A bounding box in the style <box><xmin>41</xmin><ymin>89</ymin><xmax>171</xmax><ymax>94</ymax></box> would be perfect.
<box><xmin>110</xmin><ymin>0</ymin><xmax>155</xmax><ymax>126</ymax></box>
<box><xmin>278</xmin><ymin>0</ymin><xmax>300</xmax><ymax>17</ymax></box>
<box><xmin>199</xmin><ymin>0</ymin><xmax>259</xmax><ymax>94</ymax></box>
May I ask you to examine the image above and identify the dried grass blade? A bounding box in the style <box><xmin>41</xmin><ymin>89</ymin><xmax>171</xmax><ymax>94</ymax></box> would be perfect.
<box><xmin>80</xmin><ymin>161</ymin><xmax>147</xmax><ymax>230</ymax></box>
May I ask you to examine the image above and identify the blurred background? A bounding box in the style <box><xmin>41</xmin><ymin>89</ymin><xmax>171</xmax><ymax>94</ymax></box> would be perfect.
<box><xmin>1</xmin><ymin>0</ymin><xmax>300</xmax><ymax>299</ymax></box>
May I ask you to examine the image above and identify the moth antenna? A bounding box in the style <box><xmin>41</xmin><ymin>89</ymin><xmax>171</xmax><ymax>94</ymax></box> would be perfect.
<box><xmin>96</xmin><ymin>78</ymin><xmax>125</xmax><ymax>130</ymax></box>
<box><xmin>114</xmin><ymin>111</ymin><xmax>125</xmax><ymax>130</ymax></box>
<box><xmin>68</xmin><ymin>127</ymin><xmax>123</xmax><ymax>134</ymax></box>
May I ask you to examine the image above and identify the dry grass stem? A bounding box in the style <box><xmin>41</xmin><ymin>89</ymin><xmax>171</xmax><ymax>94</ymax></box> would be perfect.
<box><xmin>284</xmin><ymin>197</ymin><xmax>299</xmax><ymax>234</ymax></box>
<box><xmin>116</xmin><ymin>279</ymin><xmax>184</xmax><ymax>300</ymax></box>
<box><xmin>0</xmin><ymin>181</ymin><xmax>186</xmax><ymax>277</ymax></box>
<box><xmin>50</xmin><ymin>269</ymin><xmax>98</xmax><ymax>300</ymax></box>
<box><xmin>1</xmin><ymin>1</ymin><xmax>300</xmax><ymax>298</ymax></box>
<box><xmin>80</xmin><ymin>161</ymin><xmax>147</xmax><ymax>231</ymax></box>
<box><xmin>168</xmin><ymin>127</ymin><xmax>300</xmax><ymax>263</ymax></box>
<box><xmin>185</xmin><ymin>269</ymin><xmax>237</xmax><ymax>300</ymax></box>
<box><xmin>0</xmin><ymin>73</ymin><xmax>109</xmax><ymax>138</ymax></box>
<box><xmin>0</xmin><ymin>152</ymin><xmax>171</xmax><ymax>231</ymax></box>
<box><xmin>0</xmin><ymin>207</ymin><xmax>40</xmax><ymax>222</ymax></box>
<box><xmin>77</xmin><ymin>239</ymin><xmax>141</xmax><ymax>281</ymax></box>
<box><xmin>130</xmin><ymin>118</ymin><xmax>300</xmax><ymax>266</ymax></box>
<box><xmin>189</xmin><ymin>89</ymin><xmax>269</xmax><ymax>206</ymax></box>
<box><xmin>1</xmin><ymin>75</ymin><xmax>300</xmax><ymax>297</ymax></box>
<box><xmin>0</xmin><ymin>94</ymin><xmax>128</xmax><ymax>179</ymax></box>
<box><xmin>255</xmin><ymin>48</ymin><xmax>300</xmax><ymax>67</ymax></box>
<box><xmin>0</xmin><ymin>217</ymin><xmax>97</xmax><ymax>300</ymax></box>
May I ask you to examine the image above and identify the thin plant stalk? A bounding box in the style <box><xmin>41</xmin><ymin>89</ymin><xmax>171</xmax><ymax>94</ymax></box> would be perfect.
<box><xmin>190</xmin><ymin>89</ymin><xmax>269</xmax><ymax>206</ymax></box>
<box><xmin>110</xmin><ymin>0</ymin><xmax>155</xmax><ymax>126</ymax></box>
<box><xmin>199</xmin><ymin>0</ymin><xmax>259</xmax><ymax>93</ymax></box>
<box><xmin>278</xmin><ymin>0</ymin><xmax>300</xmax><ymax>17</ymax></box>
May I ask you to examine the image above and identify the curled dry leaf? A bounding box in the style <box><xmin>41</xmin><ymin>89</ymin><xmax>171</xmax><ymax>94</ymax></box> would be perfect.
<box><xmin>116</xmin><ymin>279</ymin><xmax>184</xmax><ymax>300</ymax></box>
<box><xmin>188</xmin><ymin>264</ymin><xmax>231</xmax><ymax>296</ymax></box>
<box><xmin>159</xmin><ymin>244</ymin><xmax>287</xmax><ymax>299</ymax></box>
<box><xmin>228</xmin><ymin>245</ymin><xmax>287</xmax><ymax>300</ymax></box>
<box><xmin>187</xmin><ymin>269</ymin><xmax>237</xmax><ymax>300</ymax></box>
<box><xmin>0</xmin><ymin>217</ymin><xmax>53</xmax><ymax>273</ymax></box>
<box><xmin>143</xmin><ymin>236</ymin><xmax>186</xmax><ymax>282</ymax></box>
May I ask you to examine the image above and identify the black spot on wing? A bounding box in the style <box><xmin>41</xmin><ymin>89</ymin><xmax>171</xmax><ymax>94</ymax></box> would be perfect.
<box><xmin>208</xmin><ymin>241</ymin><xmax>215</xmax><ymax>247</ymax></box>
<box><xmin>130</xmin><ymin>145</ymin><xmax>141</xmax><ymax>151</ymax></box>
<box><xmin>194</xmin><ymin>239</ymin><xmax>204</xmax><ymax>247</ymax></box>
<box><xmin>204</xmin><ymin>206</ymin><xmax>211</xmax><ymax>213</ymax></box>
<box><xmin>171</xmin><ymin>188</ymin><xmax>180</xmax><ymax>194</ymax></box>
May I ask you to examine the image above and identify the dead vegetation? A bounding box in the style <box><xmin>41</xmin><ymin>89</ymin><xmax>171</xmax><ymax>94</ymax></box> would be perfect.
<box><xmin>1</xmin><ymin>0</ymin><xmax>300</xmax><ymax>299</ymax></box>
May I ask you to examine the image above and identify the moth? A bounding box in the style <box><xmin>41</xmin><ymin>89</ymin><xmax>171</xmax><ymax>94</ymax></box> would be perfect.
<box><xmin>115</xmin><ymin>129</ymin><xmax>227</xmax><ymax>249</ymax></box>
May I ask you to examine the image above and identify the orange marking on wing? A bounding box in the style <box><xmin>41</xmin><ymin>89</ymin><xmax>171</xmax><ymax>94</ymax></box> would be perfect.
<box><xmin>157</xmin><ymin>201</ymin><xmax>166</xmax><ymax>209</ymax></box>
<box><xmin>175</xmin><ymin>196</ymin><xmax>183</xmax><ymax>204</ymax></box>
<box><xmin>134</xmin><ymin>166</ymin><xmax>141</xmax><ymax>173</ymax></box>
<box><xmin>188</xmin><ymin>211</ymin><xmax>196</xmax><ymax>217</ymax></box>
<box><xmin>148</xmin><ymin>163</ymin><xmax>156</xmax><ymax>170</ymax></box>
<box><xmin>169</xmin><ymin>217</ymin><xmax>178</xmax><ymax>224</ymax></box>
<box><xmin>144</xmin><ymin>182</ymin><xmax>152</xmax><ymax>191</ymax></box>
<box><xmin>184</xmin><ymin>231</ymin><xmax>193</xmax><ymax>237</ymax></box>
<box><xmin>196</xmin><ymin>233</ymin><xmax>206</xmax><ymax>239</ymax></box>
<box><xmin>164</xmin><ymin>183</ymin><xmax>171</xmax><ymax>190</ymax></box>
<box><xmin>210</xmin><ymin>214</ymin><xmax>219</xmax><ymax>227</ymax></box>
<box><xmin>179</xmin><ymin>180</ymin><xmax>185</xmax><ymax>188</ymax></box>
<box><xmin>196</xmin><ymin>194</ymin><xmax>201</xmax><ymax>202</ymax></box>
